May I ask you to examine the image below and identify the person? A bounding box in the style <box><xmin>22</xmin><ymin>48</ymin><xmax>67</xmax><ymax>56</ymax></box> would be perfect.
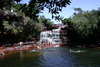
<box><xmin>0</xmin><ymin>51</ymin><xmax>5</xmax><ymax>56</ymax></box>
<box><xmin>37</xmin><ymin>46</ymin><xmax>42</xmax><ymax>50</ymax></box>
<box><xmin>41</xmin><ymin>41</ymin><xmax>44</xmax><ymax>45</ymax></box>
<box><xmin>19</xmin><ymin>42</ymin><xmax>23</xmax><ymax>47</ymax></box>
<box><xmin>70</xmin><ymin>49</ymin><xmax>84</xmax><ymax>53</ymax></box>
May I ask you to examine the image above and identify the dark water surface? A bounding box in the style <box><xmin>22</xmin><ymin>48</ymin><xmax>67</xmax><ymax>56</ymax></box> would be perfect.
<box><xmin>0</xmin><ymin>46</ymin><xmax>100</xmax><ymax>67</ymax></box>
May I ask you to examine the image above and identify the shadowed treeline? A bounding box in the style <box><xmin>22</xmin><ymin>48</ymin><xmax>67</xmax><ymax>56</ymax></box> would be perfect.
<box><xmin>62</xmin><ymin>8</ymin><xmax>100</xmax><ymax>47</ymax></box>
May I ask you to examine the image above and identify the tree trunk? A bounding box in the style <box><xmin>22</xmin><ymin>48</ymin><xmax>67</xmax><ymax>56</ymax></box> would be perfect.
<box><xmin>0</xmin><ymin>19</ymin><xmax>4</xmax><ymax>34</ymax></box>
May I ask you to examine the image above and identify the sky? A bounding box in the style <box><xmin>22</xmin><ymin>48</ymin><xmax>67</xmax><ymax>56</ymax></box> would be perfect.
<box><xmin>21</xmin><ymin>0</ymin><xmax>100</xmax><ymax>23</ymax></box>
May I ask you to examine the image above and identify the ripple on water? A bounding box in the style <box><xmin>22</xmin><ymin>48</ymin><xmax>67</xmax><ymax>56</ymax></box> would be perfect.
<box><xmin>0</xmin><ymin>46</ymin><xmax>100</xmax><ymax>67</ymax></box>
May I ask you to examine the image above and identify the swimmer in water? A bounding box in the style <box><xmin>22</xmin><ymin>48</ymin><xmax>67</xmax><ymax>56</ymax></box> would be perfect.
<box><xmin>70</xmin><ymin>49</ymin><xmax>85</xmax><ymax>53</ymax></box>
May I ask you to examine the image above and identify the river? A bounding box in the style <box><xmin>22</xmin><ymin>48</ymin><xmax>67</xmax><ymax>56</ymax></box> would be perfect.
<box><xmin>0</xmin><ymin>46</ymin><xmax>100</xmax><ymax>67</ymax></box>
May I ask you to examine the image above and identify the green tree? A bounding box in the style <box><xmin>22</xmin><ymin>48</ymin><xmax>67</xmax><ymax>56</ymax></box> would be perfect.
<box><xmin>63</xmin><ymin>8</ymin><xmax>100</xmax><ymax>46</ymax></box>
<box><xmin>0</xmin><ymin>0</ymin><xmax>71</xmax><ymax>44</ymax></box>
<box><xmin>38</xmin><ymin>16</ymin><xmax>53</xmax><ymax>30</ymax></box>
<box><xmin>62</xmin><ymin>18</ymin><xmax>71</xmax><ymax>24</ymax></box>
<box><xmin>18</xmin><ymin>0</ymin><xmax>71</xmax><ymax>20</ymax></box>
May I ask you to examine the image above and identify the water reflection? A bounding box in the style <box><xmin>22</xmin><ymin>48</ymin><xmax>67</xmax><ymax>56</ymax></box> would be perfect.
<box><xmin>0</xmin><ymin>47</ymin><xmax>100</xmax><ymax>67</ymax></box>
<box><xmin>39</xmin><ymin>47</ymin><xmax>75</xmax><ymax>67</ymax></box>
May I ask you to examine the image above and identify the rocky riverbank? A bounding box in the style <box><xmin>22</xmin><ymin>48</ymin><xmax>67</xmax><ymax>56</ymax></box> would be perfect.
<box><xmin>0</xmin><ymin>41</ymin><xmax>60</xmax><ymax>56</ymax></box>
<box><xmin>1</xmin><ymin>41</ymin><xmax>100</xmax><ymax>57</ymax></box>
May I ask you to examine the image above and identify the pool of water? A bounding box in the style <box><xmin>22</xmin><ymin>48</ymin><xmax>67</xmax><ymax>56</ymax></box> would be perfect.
<box><xmin>0</xmin><ymin>46</ymin><xmax>100</xmax><ymax>67</ymax></box>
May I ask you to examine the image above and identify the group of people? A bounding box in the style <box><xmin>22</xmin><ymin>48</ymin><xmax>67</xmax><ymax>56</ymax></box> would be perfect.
<box><xmin>33</xmin><ymin>40</ymin><xmax>52</xmax><ymax>50</ymax></box>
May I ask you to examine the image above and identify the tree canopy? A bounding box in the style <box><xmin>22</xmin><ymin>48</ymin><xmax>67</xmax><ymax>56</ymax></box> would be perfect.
<box><xmin>0</xmin><ymin>0</ymin><xmax>72</xmax><ymax>44</ymax></box>
<box><xmin>62</xmin><ymin>8</ymin><xmax>100</xmax><ymax>46</ymax></box>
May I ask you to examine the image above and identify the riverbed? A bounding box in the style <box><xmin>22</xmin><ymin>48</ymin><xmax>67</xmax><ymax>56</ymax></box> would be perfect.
<box><xmin>0</xmin><ymin>46</ymin><xmax>100</xmax><ymax>67</ymax></box>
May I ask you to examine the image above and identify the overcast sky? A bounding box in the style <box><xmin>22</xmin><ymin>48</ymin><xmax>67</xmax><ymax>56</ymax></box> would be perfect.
<box><xmin>21</xmin><ymin>0</ymin><xmax>100</xmax><ymax>23</ymax></box>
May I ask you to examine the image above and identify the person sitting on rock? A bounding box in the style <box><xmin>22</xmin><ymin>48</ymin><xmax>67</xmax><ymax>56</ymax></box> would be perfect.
<box><xmin>0</xmin><ymin>51</ymin><xmax>5</xmax><ymax>56</ymax></box>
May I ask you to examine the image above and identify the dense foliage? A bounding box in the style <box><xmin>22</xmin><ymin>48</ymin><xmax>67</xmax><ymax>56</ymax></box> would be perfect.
<box><xmin>62</xmin><ymin>8</ymin><xmax>100</xmax><ymax>46</ymax></box>
<box><xmin>0</xmin><ymin>0</ymin><xmax>71</xmax><ymax>44</ymax></box>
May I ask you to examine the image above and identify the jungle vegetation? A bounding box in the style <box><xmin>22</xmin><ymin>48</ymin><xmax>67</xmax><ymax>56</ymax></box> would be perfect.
<box><xmin>62</xmin><ymin>8</ymin><xmax>100</xmax><ymax>47</ymax></box>
<box><xmin>0</xmin><ymin>0</ymin><xmax>71</xmax><ymax>44</ymax></box>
